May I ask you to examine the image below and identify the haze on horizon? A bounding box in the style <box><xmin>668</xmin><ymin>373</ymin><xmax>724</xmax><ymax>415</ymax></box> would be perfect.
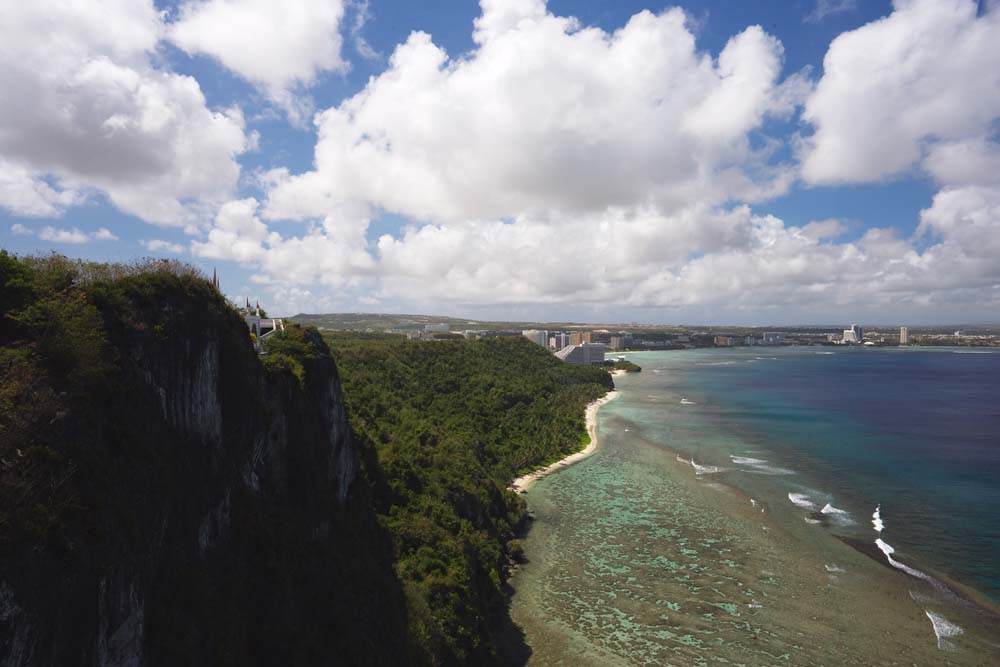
<box><xmin>1</xmin><ymin>0</ymin><xmax>999</xmax><ymax>325</ymax></box>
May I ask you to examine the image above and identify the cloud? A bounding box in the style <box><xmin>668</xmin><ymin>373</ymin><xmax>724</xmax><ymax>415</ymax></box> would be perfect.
<box><xmin>922</xmin><ymin>138</ymin><xmax>1000</xmax><ymax>187</ymax></box>
<box><xmin>141</xmin><ymin>239</ymin><xmax>185</xmax><ymax>254</ymax></box>
<box><xmin>801</xmin><ymin>0</ymin><xmax>1000</xmax><ymax>185</ymax></box>
<box><xmin>265</xmin><ymin>2</ymin><xmax>793</xmax><ymax>223</ymax></box>
<box><xmin>38</xmin><ymin>226</ymin><xmax>90</xmax><ymax>244</ymax></box>
<box><xmin>168</xmin><ymin>0</ymin><xmax>348</xmax><ymax>124</ymax></box>
<box><xmin>93</xmin><ymin>227</ymin><xmax>119</xmax><ymax>241</ymax></box>
<box><xmin>192</xmin><ymin>197</ymin><xmax>375</xmax><ymax>286</ymax></box>
<box><xmin>190</xmin><ymin>198</ymin><xmax>275</xmax><ymax>262</ymax></box>
<box><xmin>0</xmin><ymin>158</ymin><xmax>82</xmax><ymax>218</ymax></box>
<box><xmin>10</xmin><ymin>224</ymin><xmax>118</xmax><ymax>243</ymax></box>
<box><xmin>233</xmin><ymin>0</ymin><xmax>1000</xmax><ymax>320</ymax></box>
<box><xmin>347</xmin><ymin>0</ymin><xmax>381</xmax><ymax>61</ymax></box>
<box><xmin>0</xmin><ymin>0</ymin><xmax>252</xmax><ymax>226</ymax></box>
<box><xmin>804</xmin><ymin>0</ymin><xmax>858</xmax><ymax>24</ymax></box>
<box><xmin>3</xmin><ymin>0</ymin><xmax>996</xmax><ymax>322</ymax></box>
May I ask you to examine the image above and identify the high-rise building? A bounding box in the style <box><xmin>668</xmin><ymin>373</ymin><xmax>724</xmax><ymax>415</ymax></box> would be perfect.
<box><xmin>554</xmin><ymin>343</ymin><xmax>607</xmax><ymax>366</ymax></box>
<box><xmin>899</xmin><ymin>326</ymin><xmax>909</xmax><ymax>345</ymax></box>
<box><xmin>522</xmin><ymin>329</ymin><xmax>548</xmax><ymax>347</ymax></box>
<box><xmin>608</xmin><ymin>335</ymin><xmax>628</xmax><ymax>351</ymax></box>
<box><xmin>843</xmin><ymin>324</ymin><xmax>864</xmax><ymax>344</ymax></box>
<box><xmin>569</xmin><ymin>331</ymin><xmax>592</xmax><ymax>345</ymax></box>
<box><xmin>550</xmin><ymin>332</ymin><xmax>569</xmax><ymax>350</ymax></box>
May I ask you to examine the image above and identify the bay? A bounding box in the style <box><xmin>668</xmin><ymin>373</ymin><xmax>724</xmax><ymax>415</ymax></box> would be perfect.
<box><xmin>509</xmin><ymin>346</ymin><xmax>1000</xmax><ymax>665</ymax></box>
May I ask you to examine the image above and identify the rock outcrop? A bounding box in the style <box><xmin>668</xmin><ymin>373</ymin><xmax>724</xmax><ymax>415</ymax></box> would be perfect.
<box><xmin>0</xmin><ymin>272</ymin><xmax>411</xmax><ymax>666</ymax></box>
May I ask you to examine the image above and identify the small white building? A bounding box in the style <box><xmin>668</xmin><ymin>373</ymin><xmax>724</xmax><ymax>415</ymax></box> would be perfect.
<box><xmin>239</xmin><ymin>298</ymin><xmax>282</xmax><ymax>351</ymax></box>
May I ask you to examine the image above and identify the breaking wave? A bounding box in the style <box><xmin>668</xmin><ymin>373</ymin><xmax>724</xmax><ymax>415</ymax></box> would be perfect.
<box><xmin>924</xmin><ymin>610</ymin><xmax>963</xmax><ymax>650</ymax></box>
<box><xmin>691</xmin><ymin>460</ymin><xmax>726</xmax><ymax>475</ymax></box>
<box><xmin>788</xmin><ymin>493</ymin><xmax>818</xmax><ymax>511</ymax></box>
<box><xmin>872</xmin><ymin>505</ymin><xmax>884</xmax><ymax>533</ymax></box>
<box><xmin>731</xmin><ymin>455</ymin><xmax>795</xmax><ymax>475</ymax></box>
<box><xmin>821</xmin><ymin>503</ymin><xmax>855</xmax><ymax>525</ymax></box>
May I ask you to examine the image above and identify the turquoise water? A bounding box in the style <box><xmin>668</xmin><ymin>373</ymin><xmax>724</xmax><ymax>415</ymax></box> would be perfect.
<box><xmin>510</xmin><ymin>346</ymin><xmax>1000</xmax><ymax>664</ymax></box>
<box><xmin>651</xmin><ymin>346</ymin><xmax>1000</xmax><ymax>604</ymax></box>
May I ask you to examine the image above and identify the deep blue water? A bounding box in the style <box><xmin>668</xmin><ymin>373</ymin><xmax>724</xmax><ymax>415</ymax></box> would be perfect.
<box><xmin>672</xmin><ymin>346</ymin><xmax>1000</xmax><ymax>604</ymax></box>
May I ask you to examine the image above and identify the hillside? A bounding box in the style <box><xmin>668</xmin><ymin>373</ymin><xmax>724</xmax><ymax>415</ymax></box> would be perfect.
<box><xmin>0</xmin><ymin>253</ymin><xmax>614</xmax><ymax>665</ymax></box>
<box><xmin>324</xmin><ymin>333</ymin><xmax>613</xmax><ymax>663</ymax></box>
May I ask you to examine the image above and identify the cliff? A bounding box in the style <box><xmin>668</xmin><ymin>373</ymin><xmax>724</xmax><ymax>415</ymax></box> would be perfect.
<box><xmin>0</xmin><ymin>255</ymin><xmax>412</xmax><ymax>665</ymax></box>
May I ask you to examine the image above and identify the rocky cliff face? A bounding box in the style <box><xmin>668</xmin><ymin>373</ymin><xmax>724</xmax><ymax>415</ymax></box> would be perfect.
<box><xmin>0</xmin><ymin>271</ymin><xmax>411</xmax><ymax>666</ymax></box>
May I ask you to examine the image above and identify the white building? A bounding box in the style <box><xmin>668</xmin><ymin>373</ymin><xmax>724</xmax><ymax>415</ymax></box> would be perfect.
<box><xmin>554</xmin><ymin>343</ymin><xmax>608</xmax><ymax>366</ymax></box>
<box><xmin>842</xmin><ymin>324</ymin><xmax>864</xmax><ymax>344</ymax></box>
<box><xmin>762</xmin><ymin>332</ymin><xmax>785</xmax><ymax>345</ymax></box>
<box><xmin>238</xmin><ymin>298</ymin><xmax>282</xmax><ymax>352</ymax></box>
<box><xmin>522</xmin><ymin>329</ymin><xmax>549</xmax><ymax>347</ymax></box>
<box><xmin>899</xmin><ymin>326</ymin><xmax>909</xmax><ymax>345</ymax></box>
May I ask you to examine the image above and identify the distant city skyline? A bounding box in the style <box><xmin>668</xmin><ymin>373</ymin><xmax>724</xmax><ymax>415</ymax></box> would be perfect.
<box><xmin>2</xmin><ymin>0</ymin><xmax>999</xmax><ymax>323</ymax></box>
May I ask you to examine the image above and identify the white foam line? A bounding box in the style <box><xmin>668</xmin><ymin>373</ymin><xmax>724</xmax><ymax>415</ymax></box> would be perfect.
<box><xmin>924</xmin><ymin>609</ymin><xmax>963</xmax><ymax>650</ymax></box>
<box><xmin>788</xmin><ymin>492</ymin><xmax>817</xmax><ymax>511</ymax></box>
<box><xmin>731</xmin><ymin>455</ymin><xmax>795</xmax><ymax>475</ymax></box>
<box><xmin>875</xmin><ymin>538</ymin><xmax>935</xmax><ymax>583</ymax></box>
<box><xmin>690</xmin><ymin>460</ymin><xmax>726</xmax><ymax>475</ymax></box>
<box><xmin>821</xmin><ymin>502</ymin><xmax>855</xmax><ymax>525</ymax></box>
<box><xmin>872</xmin><ymin>504</ymin><xmax>884</xmax><ymax>533</ymax></box>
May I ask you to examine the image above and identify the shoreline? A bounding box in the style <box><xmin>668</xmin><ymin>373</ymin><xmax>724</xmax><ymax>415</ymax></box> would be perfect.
<box><xmin>510</xmin><ymin>390</ymin><xmax>619</xmax><ymax>494</ymax></box>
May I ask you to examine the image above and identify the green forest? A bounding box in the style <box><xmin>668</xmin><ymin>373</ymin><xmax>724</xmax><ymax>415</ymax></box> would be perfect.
<box><xmin>319</xmin><ymin>332</ymin><xmax>613</xmax><ymax>663</ymax></box>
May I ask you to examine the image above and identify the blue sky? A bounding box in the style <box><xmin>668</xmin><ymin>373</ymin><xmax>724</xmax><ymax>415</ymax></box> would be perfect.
<box><xmin>2</xmin><ymin>0</ymin><xmax>998</xmax><ymax>324</ymax></box>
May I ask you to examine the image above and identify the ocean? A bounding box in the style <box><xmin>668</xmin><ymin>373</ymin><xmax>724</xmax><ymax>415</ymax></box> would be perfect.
<box><xmin>509</xmin><ymin>346</ymin><xmax>1000</xmax><ymax>665</ymax></box>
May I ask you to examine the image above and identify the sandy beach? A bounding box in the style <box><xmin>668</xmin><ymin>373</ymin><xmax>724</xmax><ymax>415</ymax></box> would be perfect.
<box><xmin>510</xmin><ymin>391</ymin><xmax>619</xmax><ymax>494</ymax></box>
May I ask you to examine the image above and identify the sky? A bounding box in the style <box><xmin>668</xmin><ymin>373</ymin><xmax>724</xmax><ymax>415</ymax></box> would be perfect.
<box><xmin>1</xmin><ymin>0</ymin><xmax>999</xmax><ymax>325</ymax></box>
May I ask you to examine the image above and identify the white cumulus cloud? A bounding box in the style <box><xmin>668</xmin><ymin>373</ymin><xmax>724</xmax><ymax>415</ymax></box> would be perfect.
<box><xmin>168</xmin><ymin>0</ymin><xmax>348</xmax><ymax>124</ymax></box>
<box><xmin>141</xmin><ymin>239</ymin><xmax>185</xmax><ymax>254</ymax></box>
<box><xmin>265</xmin><ymin>1</ymin><xmax>793</xmax><ymax>223</ymax></box>
<box><xmin>0</xmin><ymin>0</ymin><xmax>252</xmax><ymax>226</ymax></box>
<box><xmin>0</xmin><ymin>158</ymin><xmax>82</xmax><ymax>218</ymax></box>
<box><xmin>38</xmin><ymin>226</ymin><xmax>90</xmax><ymax>244</ymax></box>
<box><xmin>801</xmin><ymin>0</ymin><xmax>1000</xmax><ymax>185</ymax></box>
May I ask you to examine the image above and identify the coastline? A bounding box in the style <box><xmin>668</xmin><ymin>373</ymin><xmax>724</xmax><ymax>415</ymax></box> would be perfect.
<box><xmin>510</xmin><ymin>390</ymin><xmax>619</xmax><ymax>494</ymax></box>
<box><xmin>509</xmin><ymin>349</ymin><xmax>1000</xmax><ymax>664</ymax></box>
